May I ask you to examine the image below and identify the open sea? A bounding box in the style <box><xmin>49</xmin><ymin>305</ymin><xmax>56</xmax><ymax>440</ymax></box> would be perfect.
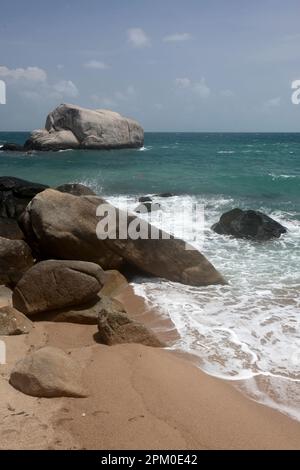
<box><xmin>1</xmin><ymin>131</ymin><xmax>299</xmax><ymax>420</ymax></box>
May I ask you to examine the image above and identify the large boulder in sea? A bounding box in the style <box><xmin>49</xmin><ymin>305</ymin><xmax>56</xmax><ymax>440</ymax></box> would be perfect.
<box><xmin>24</xmin><ymin>103</ymin><xmax>144</xmax><ymax>150</ymax></box>
<box><xmin>21</xmin><ymin>189</ymin><xmax>225</xmax><ymax>286</ymax></box>
<box><xmin>0</xmin><ymin>176</ymin><xmax>48</xmax><ymax>219</ymax></box>
<box><xmin>12</xmin><ymin>260</ymin><xmax>104</xmax><ymax>315</ymax></box>
<box><xmin>212</xmin><ymin>208</ymin><xmax>287</xmax><ymax>241</ymax></box>
<box><xmin>0</xmin><ymin>237</ymin><xmax>34</xmax><ymax>285</ymax></box>
<box><xmin>9</xmin><ymin>346</ymin><xmax>87</xmax><ymax>398</ymax></box>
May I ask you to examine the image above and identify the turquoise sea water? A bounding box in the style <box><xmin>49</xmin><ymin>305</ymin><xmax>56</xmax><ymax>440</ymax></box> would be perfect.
<box><xmin>0</xmin><ymin>132</ymin><xmax>299</xmax><ymax>215</ymax></box>
<box><xmin>1</xmin><ymin>132</ymin><xmax>300</xmax><ymax>419</ymax></box>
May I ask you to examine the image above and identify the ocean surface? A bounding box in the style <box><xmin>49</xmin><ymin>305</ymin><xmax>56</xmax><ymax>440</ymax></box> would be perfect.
<box><xmin>1</xmin><ymin>132</ymin><xmax>300</xmax><ymax>419</ymax></box>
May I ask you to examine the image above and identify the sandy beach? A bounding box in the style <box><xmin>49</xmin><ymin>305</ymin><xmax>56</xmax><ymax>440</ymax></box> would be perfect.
<box><xmin>1</xmin><ymin>287</ymin><xmax>300</xmax><ymax>450</ymax></box>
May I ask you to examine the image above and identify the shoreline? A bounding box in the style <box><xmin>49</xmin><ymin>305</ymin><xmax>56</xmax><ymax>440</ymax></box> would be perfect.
<box><xmin>1</xmin><ymin>319</ymin><xmax>300</xmax><ymax>449</ymax></box>
<box><xmin>1</xmin><ymin>285</ymin><xmax>300</xmax><ymax>449</ymax></box>
<box><xmin>121</xmin><ymin>284</ymin><xmax>300</xmax><ymax>425</ymax></box>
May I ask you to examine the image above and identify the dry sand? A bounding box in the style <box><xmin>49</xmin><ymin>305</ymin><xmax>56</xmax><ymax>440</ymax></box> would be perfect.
<box><xmin>1</xmin><ymin>287</ymin><xmax>300</xmax><ymax>450</ymax></box>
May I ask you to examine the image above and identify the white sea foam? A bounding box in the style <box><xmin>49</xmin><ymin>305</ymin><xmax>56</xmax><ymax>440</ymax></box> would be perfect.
<box><xmin>138</xmin><ymin>146</ymin><xmax>152</xmax><ymax>151</ymax></box>
<box><xmin>108</xmin><ymin>193</ymin><xmax>300</xmax><ymax>420</ymax></box>
<box><xmin>217</xmin><ymin>150</ymin><xmax>235</xmax><ymax>154</ymax></box>
<box><xmin>269</xmin><ymin>173</ymin><xmax>298</xmax><ymax>180</ymax></box>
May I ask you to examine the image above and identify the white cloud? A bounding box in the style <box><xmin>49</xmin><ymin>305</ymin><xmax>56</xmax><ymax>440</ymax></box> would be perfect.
<box><xmin>175</xmin><ymin>77</ymin><xmax>191</xmax><ymax>88</ymax></box>
<box><xmin>262</xmin><ymin>96</ymin><xmax>281</xmax><ymax>110</ymax></box>
<box><xmin>126</xmin><ymin>85</ymin><xmax>136</xmax><ymax>96</ymax></box>
<box><xmin>1</xmin><ymin>64</ymin><xmax>80</xmax><ymax>104</ymax></box>
<box><xmin>175</xmin><ymin>77</ymin><xmax>211</xmax><ymax>98</ymax></box>
<box><xmin>163</xmin><ymin>33</ymin><xmax>192</xmax><ymax>42</ymax></box>
<box><xmin>0</xmin><ymin>65</ymin><xmax>47</xmax><ymax>82</ymax></box>
<box><xmin>19</xmin><ymin>90</ymin><xmax>41</xmax><ymax>102</ymax></box>
<box><xmin>91</xmin><ymin>95</ymin><xmax>117</xmax><ymax>108</ymax></box>
<box><xmin>52</xmin><ymin>80</ymin><xmax>79</xmax><ymax>98</ymax></box>
<box><xmin>91</xmin><ymin>85</ymin><xmax>136</xmax><ymax>108</ymax></box>
<box><xmin>115</xmin><ymin>86</ymin><xmax>136</xmax><ymax>101</ymax></box>
<box><xmin>83</xmin><ymin>60</ymin><xmax>110</xmax><ymax>70</ymax></box>
<box><xmin>220</xmin><ymin>89</ymin><xmax>235</xmax><ymax>98</ymax></box>
<box><xmin>127</xmin><ymin>28</ymin><xmax>150</xmax><ymax>48</ymax></box>
<box><xmin>193</xmin><ymin>79</ymin><xmax>210</xmax><ymax>98</ymax></box>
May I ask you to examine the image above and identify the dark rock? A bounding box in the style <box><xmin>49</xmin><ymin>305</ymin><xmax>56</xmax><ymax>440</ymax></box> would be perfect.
<box><xmin>212</xmin><ymin>208</ymin><xmax>287</xmax><ymax>241</ymax></box>
<box><xmin>0</xmin><ymin>217</ymin><xmax>24</xmax><ymax>240</ymax></box>
<box><xmin>155</xmin><ymin>192</ymin><xmax>174</xmax><ymax>198</ymax></box>
<box><xmin>135</xmin><ymin>202</ymin><xmax>161</xmax><ymax>213</ymax></box>
<box><xmin>97</xmin><ymin>305</ymin><xmax>164</xmax><ymax>347</ymax></box>
<box><xmin>0</xmin><ymin>237</ymin><xmax>34</xmax><ymax>285</ymax></box>
<box><xmin>0</xmin><ymin>176</ymin><xmax>48</xmax><ymax>219</ymax></box>
<box><xmin>1</xmin><ymin>143</ymin><xmax>25</xmax><ymax>152</ymax></box>
<box><xmin>12</xmin><ymin>260</ymin><xmax>104</xmax><ymax>315</ymax></box>
<box><xmin>138</xmin><ymin>196</ymin><xmax>153</xmax><ymax>203</ymax></box>
<box><xmin>56</xmin><ymin>183</ymin><xmax>96</xmax><ymax>196</ymax></box>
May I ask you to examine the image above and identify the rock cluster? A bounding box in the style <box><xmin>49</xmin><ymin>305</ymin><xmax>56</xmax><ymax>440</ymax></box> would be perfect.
<box><xmin>2</xmin><ymin>176</ymin><xmax>287</xmax><ymax>401</ymax></box>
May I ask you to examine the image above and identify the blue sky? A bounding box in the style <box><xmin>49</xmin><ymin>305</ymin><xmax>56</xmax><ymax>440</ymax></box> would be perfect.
<box><xmin>1</xmin><ymin>0</ymin><xmax>300</xmax><ymax>131</ymax></box>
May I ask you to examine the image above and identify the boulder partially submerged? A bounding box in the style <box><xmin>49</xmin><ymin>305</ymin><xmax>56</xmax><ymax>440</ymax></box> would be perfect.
<box><xmin>25</xmin><ymin>103</ymin><xmax>144</xmax><ymax>151</ymax></box>
<box><xmin>21</xmin><ymin>189</ymin><xmax>226</xmax><ymax>286</ymax></box>
<box><xmin>212</xmin><ymin>208</ymin><xmax>287</xmax><ymax>241</ymax></box>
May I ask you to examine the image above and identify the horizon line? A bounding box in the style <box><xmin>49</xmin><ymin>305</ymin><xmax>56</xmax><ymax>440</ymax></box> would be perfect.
<box><xmin>1</xmin><ymin>130</ymin><xmax>300</xmax><ymax>134</ymax></box>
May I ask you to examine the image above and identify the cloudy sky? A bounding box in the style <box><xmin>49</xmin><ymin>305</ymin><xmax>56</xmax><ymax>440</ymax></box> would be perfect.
<box><xmin>1</xmin><ymin>0</ymin><xmax>300</xmax><ymax>131</ymax></box>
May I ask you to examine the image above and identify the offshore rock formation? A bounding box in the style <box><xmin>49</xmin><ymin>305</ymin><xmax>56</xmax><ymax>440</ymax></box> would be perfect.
<box><xmin>212</xmin><ymin>208</ymin><xmax>287</xmax><ymax>241</ymax></box>
<box><xmin>24</xmin><ymin>103</ymin><xmax>144</xmax><ymax>150</ymax></box>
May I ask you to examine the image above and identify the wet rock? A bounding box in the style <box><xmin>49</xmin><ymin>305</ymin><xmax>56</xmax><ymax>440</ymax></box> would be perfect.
<box><xmin>135</xmin><ymin>202</ymin><xmax>161</xmax><ymax>213</ymax></box>
<box><xmin>212</xmin><ymin>208</ymin><xmax>287</xmax><ymax>240</ymax></box>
